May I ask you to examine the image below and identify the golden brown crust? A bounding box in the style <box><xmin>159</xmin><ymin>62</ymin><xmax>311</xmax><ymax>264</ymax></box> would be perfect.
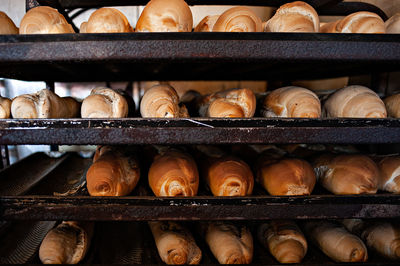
<box><xmin>292</xmin><ymin>77</ymin><xmax>349</xmax><ymax>92</ymax></box>
<box><xmin>213</xmin><ymin>7</ymin><xmax>262</xmax><ymax>32</ymax></box>
<box><xmin>81</xmin><ymin>8</ymin><xmax>133</xmax><ymax>33</ymax></box>
<box><xmin>140</xmin><ymin>85</ymin><xmax>183</xmax><ymax>118</ymax></box>
<box><xmin>386</xmin><ymin>13</ymin><xmax>400</xmax><ymax>33</ymax></box>
<box><xmin>0</xmin><ymin>97</ymin><xmax>11</xmax><ymax>118</ymax></box>
<box><xmin>384</xmin><ymin>94</ymin><xmax>400</xmax><ymax>118</ymax></box>
<box><xmin>0</xmin><ymin>11</ymin><xmax>18</xmax><ymax>34</ymax></box>
<box><xmin>136</xmin><ymin>0</ymin><xmax>193</xmax><ymax>32</ymax></box>
<box><xmin>194</xmin><ymin>15</ymin><xmax>220</xmax><ymax>32</ymax></box>
<box><xmin>148</xmin><ymin>150</ymin><xmax>199</xmax><ymax>196</ymax></box>
<box><xmin>377</xmin><ymin>156</ymin><xmax>400</xmax><ymax>193</ymax></box>
<box><xmin>337</xmin><ymin>11</ymin><xmax>385</xmax><ymax>33</ymax></box>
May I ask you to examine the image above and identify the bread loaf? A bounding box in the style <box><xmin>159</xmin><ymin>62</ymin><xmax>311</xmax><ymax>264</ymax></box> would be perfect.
<box><xmin>198</xmin><ymin>88</ymin><xmax>256</xmax><ymax>118</ymax></box>
<box><xmin>81</xmin><ymin>87</ymin><xmax>129</xmax><ymax>118</ymax></box>
<box><xmin>292</xmin><ymin>77</ymin><xmax>349</xmax><ymax>93</ymax></box>
<box><xmin>205</xmin><ymin>222</ymin><xmax>253</xmax><ymax>264</ymax></box>
<box><xmin>213</xmin><ymin>7</ymin><xmax>262</xmax><ymax>32</ymax></box>
<box><xmin>136</xmin><ymin>0</ymin><xmax>192</xmax><ymax>32</ymax></box>
<box><xmin>258</xmin><ymin>220</ymin><xmax>307</xmax><ymax>263</ymax></box>
<box><xmin>304</xmin><ymin>220</ymin><xmax>368</xmax><ymax>262</ymax></box>
<box><xmin>264</xmin><ymin>1</ymin><xmax>319</xmax><ymax>32</ymax></box>
<box><xmin>86</xmin><ymin>146</ymin><xmax>140</xmax><ymax>196</ymax></box>
<box><xmin>20</xmin><ymin>6</ymin><xmax>74</xmax><ymax>34</ymax></box>
<box><xmin>148</xmin><ymin>149</ymin><xmax>199</xmax><ymax>196</ymax></box>
<box><xmin>256</xmin><ymin>157</ymin><xmax>316</xmax><ymax>195</ymax></box>
<box><xmin>384</xmin><ymin>94</ymin><xmax>400</xmax><ymax>118</ymax></box>
<box><xmin>313</xmin><ymin>154</ymin><xmax>379</xmax><ymax>194</ymax></box>
<box><xmin>321</xmin><ymin>11</ymin><xmax>385</xmax><ymax>33</ymax></box>
<box><xmin>0</xmin><ymin>11</ymin><xmax>18</xmax><ymax>34</ymax></box>
<box><xmin>0</xmin><ymin>97</ymin><xmax>11</xmax><ymax>118</ymax></box>
<box><xmin>11</xmin><ymin>89</ymin><xmax>80</xmax><ymax>118</ymax></box>
<box><xmin>377</xmin><ymin>156</ymin><xmax>400</xmax><ymax>193</ymax></box>
<box><xmin>323</xmin><ymin>85</ymin><xmax>387</xmax><ymax>118</ymax></box>
<box><xmin>343</xmin><ymin>219</ymin><xmax>400</xmax><ymax>260</ymax></box>
<box><xmin>262</xmin><ymin>86</ymin><xmax>321</xmax><ymax>118</ymax></box>
<box><xmin>149</xmin><ymin>221</ymin><xmax>202</xmax><ymax>265</ymax></box>
<box><xmin>39</xmin><ymin>221</ymin><xmax>93</xmax><ymax>264</ymax></box>
<box><xmin>386</xmin><ymin>13</ymin><xmax>400</xmax><ymax>33</ymax></box>
<box><xmin>80</xmin><ymin>8</ymin><xmax>132</xmax><ymax>33</ymax></box>
<box><xmin>194</xmin><ymin>15</ymin><xmax>220</xmax><ymax>32</ymax></box>
<box><xmin>140</xmin><ymin>85</ymin><xmax>188</xmax><ymax>118</ymax></box>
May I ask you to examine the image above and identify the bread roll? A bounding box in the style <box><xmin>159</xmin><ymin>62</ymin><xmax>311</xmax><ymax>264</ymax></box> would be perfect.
<box><xmin>205</xmin><ymin>222</ymin><xmax>253</xmax><ymax>264</ymax></box>
<box><xmin>258</xmin><ymin>220</ymin><xmax>307</xmax><ymax>263</ymax></box>
<box><xmin>384</xmin><ymin>94</ymin><xmax>400</xmax><ymax>118</ymax></box>
<box><xmin>323</xmin><ymin>85</ymin><xmax>387</xmax><ymax>118</ymax></box>
<box><xmin>256</xmin><ymin>157</ymin><xmax>316</xmax><ymax>196</ymax></box>
<box><xmin>136</xmin><ymin>0</ymin><xmax>192</xmax><ymax>32</ymax></box>
<box><xmin>313</xmin><ymin>154</ymin><xmax>379</xmax><ymax>195</ymax></box>
<box><xmin>213</xmin><ymin>7</ymin><xmax>262</xmax><ymax>32</ymax></box>
<box><xmin>304</xmin><ymin>220</ymin><xmax>367</xmax><ymax>262</ymax></box>
<box><xmin>0</xmin><ymin>97</ymin><xmax>11</xmax><ymax>118</ymax></box>
<box><xmin>321</xmin><ymin>11</ymin><xmax>385</xmax><ymax>33</ymax></box>
<box><xmin>86</xmin><ymin>146</ymin><xmax>140</xmax><ymax>196</ymax></box>
<box><xmin>140</xmin><ymin>85</ymin><xmax>189</xmax><ymax>118</ymax></box>
<box><xmin>81</xmin><ymin>87</ymin><xmax>129</xmax><ymax>118</ymax></box>
<box><xmin>292</xmin><ymin>77</ymin><xmax>349</xmax><ymax>93</ymax></box>
<box><xmin>262</xmin><ymin>86</ymin><xmax>321</xmax><ymax>118</ymax></box>
<box><xmin>0</xmin><ymin>11</ymin><xmax>18</xmax><ymax>34</ymax></box>
<box><xmin>343</xmin><ymin>219</ymin><xmax>400</xmax><ymax>260</ymax></box>
<box><xmin>386</xmin><ymin>13</ymin><xmax>400</xmax><ymax>33</ymax></box>
<box><xmin>377</xmin><ymin>156</ymin><xmax>400</xmax><ymax>193</ymax></box>
<box><xmin>194</xmin><ymin>15</ymin><xmax>219</xmax><ymax>32</ymax></box>
<box><xmin>39</xmin><ymin>221</ymin><xmax>93</xmax><ymax>264</ymax></box>
<box><xmin>20</xmin><ymin>6</ymin><xmax>74</xmax><ymax>34</ymax></box>
<box><xmin>198</xmin><ymin>88</ymin><xmax>256</xmax><ymax>118</ymax></box>
<box><xmin>11</xmin><ymin>89</ymin><xmax>80</xmax><ymax>118</ymax></box>
<box><xmin>80</xmin><ymin>8</ymin><xmax>132</xmax><ymax>33</ymax></box>
<box><xmin>149</xmin><ymin>149</ymin><xmax>199</xmax><ymax>196</ymax></box>
<box><xmin>149</xmin><ymin>221</ymin><xmax>202</xmax><ymax>265</ymax></box>
<box><xmin>205</xmin><ymin>155</ymin><xmax>254</xmax><ymax>196</ymax></box>
<box><xmin>264</xmin><ymin>1</ymin><xmax>319</xmax><ymax>32</ymax></box>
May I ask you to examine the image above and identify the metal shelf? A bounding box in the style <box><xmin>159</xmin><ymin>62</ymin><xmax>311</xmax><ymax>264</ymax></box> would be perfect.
<box><xmin>0</xmin><ymin>33</ymin><xmax>399</xmax><ymax>82</ymax></box>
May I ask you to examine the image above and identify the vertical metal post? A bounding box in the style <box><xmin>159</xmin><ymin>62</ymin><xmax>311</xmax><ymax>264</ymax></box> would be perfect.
<box><xmin>46</xmin><ymin>82</ymin><xmax>58</xmax><ymax>152</ymax></box>
<box><xmin>0</xmin><ymin>145</ymin><xmax>10</xmax><ymax>169</ymax></box>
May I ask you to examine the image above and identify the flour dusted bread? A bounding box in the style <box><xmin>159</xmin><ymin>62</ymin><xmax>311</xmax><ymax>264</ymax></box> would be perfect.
<box><xmin>86</xmin><ymin>146</ymin><xmax>140</xmax><ymax>196</ymax></box>
<box><xmin>343</xmin><ymin>219</ymin><xmax>400</xmax><ymax>260</ymax></box>
<box><xmin>0</xmin><ymin>97</ymin><xmax>11</xmax><ymax>118</ymax></box>
<box><xmin>80</xmin><ymin>8</ymin><xmax>132</xmax><ymax>33</ymax></box>
<box><xmin>0</xmin><ymin>11</ymin><xmax>18</xmax><ymax>34</ymax></box>
<box><xmin>149</xmin><ymin>149</ymin><xmax>199</xmax><ymax>196</ymax></box>
<box><xmin>136</xmin><ymin>0</ymin><xmax>192</xmax><ymax>32</ymax></box>
<box><xmin>81</xmin><ymin>87</ymin><xmax>129</xmax><ymax>118</ymax></box>
<box><xmin>384</xmin><ymin>94</ymin><xmax>400</xmax><ymax>118</ymax></box>
<box><xmin>386</xmin><ymin>13</ymin><xmax>400</xmax><ymax>33</ymax></box>
<box><xmin>205</xmin><ymin>222</ymin><xmax>253</xmax><ymax>264</ymax></box>
<box><xmin>20</xmin><ymin>6</ymin><xmax>74</xmax><ymax>34</ymax></box>
<box><xmin>11</xmin><ymin>89</ymin><xmax>79</xmax><ymax>118</ymax></box>
<box><xmin>377</xmin><ymin>156</ymin><xmax>400</xmax><ymax>193</ymax></box>
<box><xmin>39</xmin><ymin>221</ymin><xmax>93</xmax><ymax>264</ymax></box>
<box><xmin>321</xmin><ymin>11</ymin><xmax>385</xmax><ymax>33</ymax></box>
<box><xmin>313</xmin><ymin>154</ymin><xmax>379</xmax><ymax>195</ymax></box>
<box><xmin>149</xmin><ymin>221</ymin><xmax>202</xmax><ymax>265</ymax></box>
<box><xmin>213</xmin><ymin>7</ymin><xmax>262</xmax><ymax>32</ymax></box>
<box><xmin>323</xmin><ymin>85</ymin><xmax>387</xmax><ymax>118</ymax></box>
<box><xmin>304</xmin><ymin>220</ymin><xmax>368</xmax><ymax>262</ymax></box>
<box><xmin>264</xmin><ymin>1</ymin><xmax>319</xmax><ymax>32</ymax></box>
<box><xmin>194</xmin><ymin>15</ymin><xmax>219</xmax><ymax>32</ymax></box>
<box><xmin>258</xmin><ymin>220</ymin><xmax>307</xmax><ymax>263</ymax></box>
<box><xmin>262</xmin><ymin>86</ymin><xmax>321</xmax><ymax>118</ymax></box>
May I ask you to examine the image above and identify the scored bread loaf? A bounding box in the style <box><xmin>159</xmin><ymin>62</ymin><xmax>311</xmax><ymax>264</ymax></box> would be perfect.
<box><xmin>213</xmin><ymin>7</ymin><xmax>262</xmax><ymax>32</ymax></box>
<box><xmin>205</xmin><ymin>222</ymin><xmax>253</xmax><ymax>264</ymax></box>
<box><xmin>313</xmin><ymin>154</ymin><xmax>379</xmax><ymax>195</ymax></box>
<box><xmin>194</xmin><ymin>15</ymin><xmax>220</xmax><ymax>32</ymax></box>
<box><xmin>39</xmin><ymin>221</ymin><xmax>94</xmax><ymax>264</ymax></box>
<box><xmin>80</xmin><ymin>8</ymin><xmax>132</xmax><ymax>33</ymax></box>
<box><xmin>343</xmin><ymin>219</ymin><xmax>400</xmax><ymax>260</ymax></box>
<box><xmin>11</xmin><ymin>89</ymin><xmax>80</xmax><ymax>118</ymax></box>
<box><xmin>19</xmin><ymin>6</ymin><xmax>74</xmax><ymax>34</ymax></box>
<box><xmin>386</xmin><ymin>13</ymin><xmax>400</xmax><ymax>33</ymax></box>
<box><xmin>262</xmin><ymin>86</ymin><xmax>321</xmax><ymax>118</ymax></box>
<box><xmin>256</xmin><ymin>156</ymin><xmax>316</xmax><ymax>196</ymax></box>
<box><xmin>0</xmin><ymin>97</ymin><xmax>11</xmax><ymax>118</ymax></box>
<box><xmin>304</xmin><ymin>220</ymin><xmax>368</xmax><ymax>262</ymax></box>
<box><xmin>0</xmin><ymin>11</ymin><xmax>18</xmax><ymax>34</ymax></box>
<box><xmin>148</xmin><ymin>149</ymin><xmax>199</xmax><ymax>196</ymax></box>
<box><xmin>320</xmin><ymin>11</ymin><xmax>385</xmax><ymax>33</ymax></box>
<box><xmin>86</xmin><ymin>146</ymin><xmax>140</xmax><ymax>196</ymax></box>
<box><xmin>377</xmin><ymin>156</ymin><xmax>400</xmax><ymax>193</ymax></box>
<box><xmin>258</xmin><ymin>220</ymin><xmax>307</xmax><ymax>264</ymax></box>
<box><xmin>323</xmin><ymin>85</ymin><xmax>387</xmax><ymax>118</ymax></box>
<box><xmin>264</xmin><ymin>1</ymin><xmax>319</xmax><ymax>32</ymax></box>
<box><xmin>384</xmin><ymin>94</ymin><xmax>400</xmax><ymax>118</ymax></box>
<box><xmin>136</xmin><ymin>0</ymin><xmax>192</xmax><ymax>32</ymax></box>
<box><xmin>149</xmin><ymin>221</ymin><xmax>202</xmax><ymax>265</ymax></box>
<box><xmin>81</xmin><ymin>87</ymin><xmax>129</xmax><ymax>118</ymax></box>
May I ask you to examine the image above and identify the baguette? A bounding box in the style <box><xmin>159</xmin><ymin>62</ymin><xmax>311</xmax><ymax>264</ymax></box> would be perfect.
<box><xmin>377</xmin><ymin>156</ymin><xmax>400</xmax><ymax>193</ymax></box>
<box><xmin>0</xmin><ymin>11</ymin><xmax>18</xmax><ymax>34</ymax></box>
<box><xmin>80</xmin><ymin>8</ymin><xmax>132</xmax><ymax>33</ymax></box>
<box><xmin>86</xmin><ymin>146</ymin><xmax>140</xmax><ymax>196</ymax></box>
<box><xmin>213</xmin><ymin>7</ymin><xmax>262</xmax><ymax>32</ymax></box>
